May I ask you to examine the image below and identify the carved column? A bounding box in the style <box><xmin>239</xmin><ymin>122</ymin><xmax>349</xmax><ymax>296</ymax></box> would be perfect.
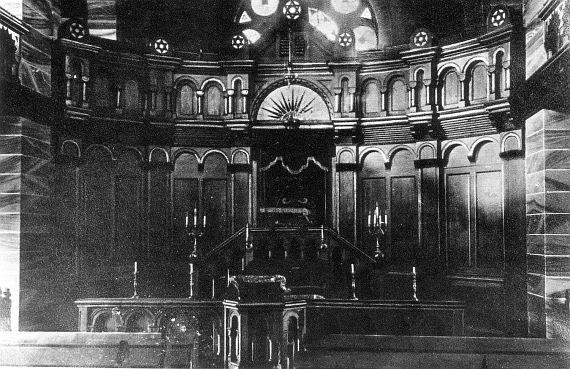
<box><xmin>489</xmin><ymin>66</ymin><xmax>496</xmax><ymax>98</ymax></box>
<box><xmin>380</xmin><ymin>86</ymin><xmax>387</xmax><ymax>112</ymax></box>
<box><xmin>241</xmin><ymin>89</ymin><xmax>248</xmax><ymax>114</ymax></box>
<box><xmin>81</xmin><ymin>77</ymin><xmax>89</xmax><ymax>108</ymax></box>
<box><xmin>197</xmin><ymin>90</ymin><xmax>204</xmax><ymax>115</ymax></box>
<box><xmin>348</xmin><ymin>87</ymin><xmax>356</xmax><ymax>112</ymax></box>
<box><xmin>333</xmin><ymin>87</ymin><xmax>342</xmax><ymax>113</ymax></box>
<box><xmin>227</xmin><ymin>89</ymin><xmax>235</xmax><ymax>115</ymax></box>
<box><xmin>65</xmin><ymin>72</ymin><xmax>73</xmax><ymax>106</ymax></box>
<box><xmin>409</xmin><ymin>81</ymin><xmax>417</xmax><ymax>109</ymax></box>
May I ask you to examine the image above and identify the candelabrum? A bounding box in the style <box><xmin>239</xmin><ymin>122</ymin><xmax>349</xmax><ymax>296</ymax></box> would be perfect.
<box><xmin>367</xmin><ymin>205</ymin><xmax>388</xmax><ymax>261</ymax></box>
<box><xmin>185</xmin><ymin>209</ymin><xmax>206</xmax><ymax>298</ymax></box>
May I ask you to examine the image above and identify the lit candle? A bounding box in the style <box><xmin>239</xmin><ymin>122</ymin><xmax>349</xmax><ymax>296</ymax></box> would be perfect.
<box><xmin>367</xmin><ymin>211</ymin><xmax>372</xmax><ymax>228</ymax></box>
<box><xmin>412</xmin><ymin>266</ymin><xmax>416</xmax><ymax>275</ymax></box>
<box><xmin>134</xmin><ymin>261</ymin><xmax>137</xmax><ymax>274</ymax></box>
<box><xmin>245</xmin><ymin>224</ymin><xmax>249</xmax><ymax>240</ymax></box>
<box><xmin>190</xmin><ymin>263</ymin><xmax>193</xmax><ymax>274</ymax></box>
<box><xmin>193</xmin><ymin>207</ymin><xmax>198</xmax><ymax>227</ymax></box>
<box><xmin>350</xmin><ymin>263</ymin><xmax>355</xmax><ymax>274</ymax></box>
<box><xmin>227</xmin><ymin>269</ymin><xmax>230</xmax><ymax>286</ymax></box>
<box><xmin>384</xmin><ymin>213</ymin><xmax>387</xmax><ymax>225</ymax></box>
<box><xmin>203</xmin><ymin>214</ymin><xmax>206</xmax><ymax>227</ymax></box>
<box><xmin>185</xmin><ymin>211</ymin><xmax>189</xmax><ymax>228</ymax></box>
<box><xmin>212</xmin><ymin>278</ymin><xmax>215</xmax><ymax>299</ymax></box>
<box><xmin>321</xmin><ymin>225</ymin><xmax>324</xmax><ymax>239</ymax></box>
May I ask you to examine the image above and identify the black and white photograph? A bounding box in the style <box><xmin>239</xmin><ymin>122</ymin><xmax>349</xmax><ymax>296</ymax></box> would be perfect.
<box><xmin>0</xmin><ymin>0</ymin><xmax>568</xmax><ymax>367</ymax></box>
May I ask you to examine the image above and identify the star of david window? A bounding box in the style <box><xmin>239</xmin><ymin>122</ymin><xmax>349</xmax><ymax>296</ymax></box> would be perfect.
<box><xmin>283</xmin><ymin>0</ymin><xmax>302</xmax><ymax>20</ymax></box>
<box><xmin>232</xmin><ymin>34</ymin><xmax>246</xmax><ymax>49</ymax></box>
<box><xmin>153</xmin><ymin>38</ymin><xmax>170</xmax><ymax>54</ymax></box>
<box><xmin>69</xmin><ymin>22</ymin><xmax>86</xmax><ymax>40</ymax></box>
<box><xmin>231</xmin><ymin>0</ymin><xmax>378</xmax><ymax>54</ymax></box>
<box><xmin>491</xmin><ymin>9</ymin><xmax>506</xmax><ymax>27</ymax></box>
<box><xmin>410</xmin><ymin>29</ymin><xmax>432</xmax><ymax>48</ymax></box>
<box><xmin>338</xmin><ymin>32</ymin><xmax>353</xmax><ymax>47</ymax></box>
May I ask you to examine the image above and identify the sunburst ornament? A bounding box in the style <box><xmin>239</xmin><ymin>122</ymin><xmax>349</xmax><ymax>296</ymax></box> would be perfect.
<box><xmin>261</xmin><ymin>87</ymin><xmax>316</xmax><ymax>128</ymax></box>
<box><xmin>283</xmin><ymin>0</ymin><xmax>302</xmax><ymax>20</ymax></box>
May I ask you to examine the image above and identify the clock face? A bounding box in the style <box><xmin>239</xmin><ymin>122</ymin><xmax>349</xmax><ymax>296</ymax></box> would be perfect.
<box><xmin>251</xmin><ymin>0</ymin><xmax>279</xmax><ymax>16</ymax></box>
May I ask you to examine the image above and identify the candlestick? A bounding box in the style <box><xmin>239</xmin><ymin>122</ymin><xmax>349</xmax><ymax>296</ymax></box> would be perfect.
<box><xmin>185</xmin><ymin>211</ymin><xmax>189</xmax><ymax>228</ymax></box>
<box><xmin>131</xmin><ymin>262</ymin><xmax>139</xmax><ymax>299</ymax></box>
<box><xmin>367</xmin><ymin>211</ymin><xmax>372</xmax><ymax>228</ymax></box>
<box><xmin>349</xmin><ymin>263</ymin><xmax>357</xmax><ymax>300</ymax></box>
<box><xmin>193</xmin><ymin>207</ymin><xmax>198</xmax><ymax>227</ymax></box>
<box><xmin>189</xmin><ymin>262</ymin><xmax>195</xmax><ymax>298</ymax></box>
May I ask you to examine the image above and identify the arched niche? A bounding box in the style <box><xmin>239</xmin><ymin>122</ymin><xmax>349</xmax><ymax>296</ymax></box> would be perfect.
<box><xmin>389</xmin><ymin>78</ymin><xmax>407</xmax><ymax>114</ymax></box>
<box><xmin>363</xmin><ymin>79</ymin><xmax>381</xmax><ymax>115</ymax></box>
<box><xmin>204</xmin><ymin>82</ymin><xmax>224</xmax><ymax>116</ymax></box>
<box><xmin>124</xmin><ymin>80</ymin><xmax>140</xmax><ymax>111</ymax></box>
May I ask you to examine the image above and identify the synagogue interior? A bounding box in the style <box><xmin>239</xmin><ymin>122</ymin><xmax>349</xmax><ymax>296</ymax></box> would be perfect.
<box><xmin>0</xmin><ymin>0</ymin><xmax>569</xmax><ymax>367</ymax></box>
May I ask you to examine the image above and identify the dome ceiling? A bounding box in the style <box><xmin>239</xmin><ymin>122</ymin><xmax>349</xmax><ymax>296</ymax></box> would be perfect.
<box><xmin>57</xmin><ymin>0</ymin><xmax>522</xmax><ymax>55</ymax></box>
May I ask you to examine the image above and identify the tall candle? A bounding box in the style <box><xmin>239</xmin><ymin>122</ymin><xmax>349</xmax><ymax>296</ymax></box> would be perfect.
<box><xmin>134</xmin><ymin>261</ymin><xmax>137</xmax><ymax>274</ymax></box>
<box><xmin>412</xmin><ymin>266</ymin><xmax>416</xmax><ymax>275</ymax></box>
<box><xmin>384</xmin><ymin>214</ymin><xmax>387</xmax><ymax>225</ymax></box>
<box><xmin>193</xmin><ymin>207</ymin><xmax>198</xmax><ymax>227</ymax></box>
<box><xmin>321</xmin><ymin>225</ymin><xmax>324</xmax><ymax>239</ymax></box>
<box><xmin>185</xmin><ymin>211</ymin><xmax>189</xmax><ymax>227</ymax></box>
<box><xmin>203</xmin><ymin>214</ymin><xmax>206</xmax><ymax>227</ymax></box>
<box><xmin>351</xmin><ymin>263</ymin><xmax>355</xmax><ymax>274</ymax></box>
<box><xmin>190</xmin><ymin>263</ymin><xmax>194</xmax><ymax>274</ymax></box>
<box><xmin>245</xmin><ymin>224</ymin><xmax>249</xmax><ymax>240</ymax></box>
<box><xmin>212</xmin><ymin>278</ymin><xmax>215</xmax><ymax>299</ymax></box>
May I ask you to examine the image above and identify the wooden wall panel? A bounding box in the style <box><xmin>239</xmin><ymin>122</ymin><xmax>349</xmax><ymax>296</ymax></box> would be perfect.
<box><xmin>114</xmin><ymin>175</ymin><xmax>141</xmax><ymax>261</ymax></box>
<box><xmin>173</xmin><ymin>178</ymin><xmax>199</xmax><ymax>256</ymax></box>
<box><xmin>446</xmin><ymin>173</ymin><xmax>470</xmax><ymax>271</ymax></box>
<box><xmin>391</xmin><ymin>176</ymin><xmax>418</xmax><ymax>262</ymax></box>
<box><xmin>475</xmin><ymin>170</ymin><xmax>503</xmax><ymax>269</ymax></box>
<box><xmin>203</xmin><ymin>179</ymin><xmax>228</xmax><ymax>248</ymax></box>
<box><xmin>148</xmin><ymin>167</ymin><xmax>171</xmax><ymax>258</ymax></box>
<box><xmin>233</xmin><ymin>172</ymin><xmax>249</xmax><ymax>231</ymax></box>
<box><xmin>339</xmin><ymin>171</ymin><xmax>355</xmax><ymax>241</ymax></box>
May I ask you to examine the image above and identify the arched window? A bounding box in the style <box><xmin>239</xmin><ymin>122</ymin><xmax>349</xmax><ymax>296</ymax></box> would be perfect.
<box><xmin>233</xmin><ymin>79</ymin><xmax>243</xmax><ymax>115</ymax></box>
<box><xmin>124</xmin><ymin>80</ymin><xmax>140</xmax><ymax>111</ymax></box>
<box><xmin>415</xmin><ymin>70</ymin><xmax>426</xmax><ymax>109</ymax></box>
<box><xmin>494</xmin><ymin>51</ymin><xmax>504</xmax><ymax>99</ymax></box>
<box><xmin>363</xmin><ymin>80</ymin><xmax>380</xmax><ymax>114</ymax></box>
<box><xmin>70</xmin><ymin>59</ymin><xmax>83</xmax><ymax>106</ymax></box>
<box><xmin>204</xmin><ymin>82</ymin><xmax>224</xmax><ymax>116</ymax></box>
<box><xmin>341</xmin><ymin>77</ymin><xmax>351</xmax><ymax>113</ymax></box>
<box><xmin>442</xmin><ymin>69</ymin><xmax>460</xmax><ymax>106</ymax></box>
<box><xmin>469</xmin><ymin>63</ymin><xmax>488</xmax><ymax>103</ymax></box>
<box><xmin>177</xmin><ymin>84</ymin><xmax>196</xmax><ymax>116</ymax></box>
<box><xmin>389</xmin><ymin>78</ymin><xmax>407</xmax><ymax>113</ymax></box>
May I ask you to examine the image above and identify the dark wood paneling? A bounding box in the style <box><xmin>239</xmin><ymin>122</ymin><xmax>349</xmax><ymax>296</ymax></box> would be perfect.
<box><xmin>446</xmin><ymin>173</ymin><xmax>471</xmax><ymax>270</ymax></box>
<box><xmin>233</xmin><ymin>172</ymin><xmax>249</xmax><ymax>231</ymax></box>
<box><xmin>420</xmin><ymin>166</ymin><xmax>439</xmax><ymax>261</ymax></box>
<box><xmin>339</xmin><ymin>171</ymin><xmax>354</xmax><ymax>241</ymax></box>
<box><xmin>391</xmin><ymin>176</ymin><xmax>418</xmax><ymax>262</ymax></box>
<box><xmin>475</xmin><ymin>170</ymin><xmax>503</xmax><ymax>269</ymax></box>
<box><xmin>114</xmin><ymin>175</ymin><xmax>142</xmax><ymax>262</ymax></box>
<box><xmin>203</xmin><ymin>179</ymin><xmax>228</xmax><ymax>248</ymax></box>
<box><xmin>148</xmin><ymin>167</ymin><xmax>172</xmax><ymax>258</ymax></box>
